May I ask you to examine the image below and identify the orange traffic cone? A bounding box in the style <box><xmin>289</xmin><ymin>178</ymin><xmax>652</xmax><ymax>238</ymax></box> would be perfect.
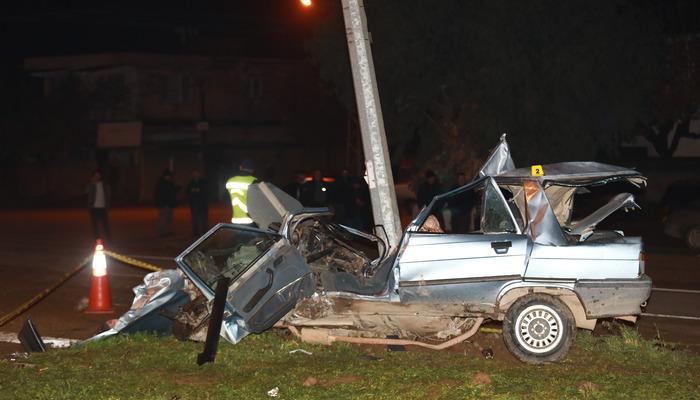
<box><xmin>85</xmin><ymin>239</ymin><xmax>113</xmax><ymax>314</ymax></box>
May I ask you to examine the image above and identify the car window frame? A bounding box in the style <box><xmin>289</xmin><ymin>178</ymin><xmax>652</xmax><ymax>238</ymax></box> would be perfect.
<box><xmin>410</xmin><ymin>176</ymin><xmax>521</xmax><ymax>235</ymax></box>
<box><xmin>175</xmin><ymin>223</ymin><xmax>282</xmax><ymax>298</ymax></box>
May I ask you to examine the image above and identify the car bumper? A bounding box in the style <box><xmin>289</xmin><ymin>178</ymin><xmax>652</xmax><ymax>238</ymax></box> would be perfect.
<box><xmin>574</xmin><ymin>275</ymin><xmax>652</xmax><ymax>319</ymax></box>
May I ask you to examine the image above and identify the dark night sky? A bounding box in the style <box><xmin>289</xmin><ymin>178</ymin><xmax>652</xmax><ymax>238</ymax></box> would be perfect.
<box><xmin>1</xmin><ymin>0</ymin><xmax>320</xmax><ymax>67</ymax></box>
<box><xmin>2</xmin><ymin>0</ymin><xmax>698</xmax><ymax>68</ymax></box>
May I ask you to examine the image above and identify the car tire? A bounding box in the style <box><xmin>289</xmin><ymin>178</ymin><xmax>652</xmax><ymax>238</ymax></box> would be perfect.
<box><xmin>685</xmin><ymin>226</ymin><xmax>700</xmax><ymax>251</ymax></box>
<box><xmin>502</xmin><ymin>294</ymin><xmax>576</xmax><ymax>364</ymax></box>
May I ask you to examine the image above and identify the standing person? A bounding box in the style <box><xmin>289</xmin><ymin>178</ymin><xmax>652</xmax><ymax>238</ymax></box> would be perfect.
<box><xmin>448</xmin><ymin>172</ymin><xmax>470</xmax><ymax>233</ymax></box>
<box><xmin>350</xmin><ymin>176</ymin><xmax>373</xmax><ymax>231</ymax></box>
<box><xmin>86</xmin><ymin>170</ymin><xmax>112</xmax><ymax>243</ymax></box>
<box><xmin>226</xmin><ymin>159</ymin><xmax>257</xmax><ymax>225</ymax></box>
<box><xmin>284</xmin><ymin>170</ymin><xmax>307</xmax><ymax>202</ymax></box>
<box><xmin>416</xmin><ymin>170</ymin><xmax>442</xmax><ymax>208</ymax></box>
<box><xmin>416</xmin><ymin>170</ymin><xmax>444</xmax><ymax>227</ymax></box>
<box><xmin>301</xmin><ymin>169</ymin><xmax>329</xmax><ymax>207</ymax></box>
<box><xmin>154</xmin><ymin>169</ymin><xmax>179</xmax><ymax>237</ymax></box>
<box><xmin>186</xmin><ymin>168</ymin><xmax>208</xmax><ymax>237</ymax></box>
<box><xmin>333</xmin><ymin>169</ymin><xmax>354</xmax><ymax>224</ymax></box>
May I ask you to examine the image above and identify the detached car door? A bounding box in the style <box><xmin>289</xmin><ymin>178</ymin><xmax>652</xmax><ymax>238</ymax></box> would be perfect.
<box><xmin>176</xmin><ymin>223</ymin><xmax>313</xmax><ymax>343</ymax></box>
<box><xmin>398</xmin><ymin>177</ymin><xmax>528</xmax><ymax>311</ymax></box>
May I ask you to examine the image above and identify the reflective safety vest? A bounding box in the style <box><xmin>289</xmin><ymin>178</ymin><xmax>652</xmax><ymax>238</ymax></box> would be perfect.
<box><xmin>226</xmin><ymin>175</ymin><xmax>256</xmax><ymax>224</ymax></box>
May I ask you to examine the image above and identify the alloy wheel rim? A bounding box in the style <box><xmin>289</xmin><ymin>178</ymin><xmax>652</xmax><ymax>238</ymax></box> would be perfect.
<box><xmin>514</xmin><ymin>304</ymin><xmax>564</xmax><ymax>354</ymax></box>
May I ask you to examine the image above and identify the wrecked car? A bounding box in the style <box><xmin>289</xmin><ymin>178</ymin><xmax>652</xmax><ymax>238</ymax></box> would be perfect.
<box><xmin>169</xmin><ymin>136</ymin><xmax>651</xmax><ymax>364</ymax></box>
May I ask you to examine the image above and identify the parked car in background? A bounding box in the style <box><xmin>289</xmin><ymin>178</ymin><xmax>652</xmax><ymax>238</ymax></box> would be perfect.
<box><xmin>664</xmin><ymin>199</ymin><xmax>700</xmax><ymax>251</ymax></box>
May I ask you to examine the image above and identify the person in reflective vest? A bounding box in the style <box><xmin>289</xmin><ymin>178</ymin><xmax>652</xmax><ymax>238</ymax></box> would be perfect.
<box><xmin>226</xmin><ymin>160</ymin><xmax>257</xmax><ymax>225</ymax></box>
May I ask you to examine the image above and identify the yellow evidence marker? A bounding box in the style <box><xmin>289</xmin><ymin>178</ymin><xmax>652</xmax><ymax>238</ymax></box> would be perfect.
<box><xmin>531</xmin><ymin>165</ymin><xmax>544</xmax><ymax>176</ymax></box>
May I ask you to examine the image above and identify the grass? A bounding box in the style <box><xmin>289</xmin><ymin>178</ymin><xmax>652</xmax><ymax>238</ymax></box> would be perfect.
<box><xmin>1</xmin><ymin>326</ymin><xmax>698</xmax><ymax>400</ymax></box>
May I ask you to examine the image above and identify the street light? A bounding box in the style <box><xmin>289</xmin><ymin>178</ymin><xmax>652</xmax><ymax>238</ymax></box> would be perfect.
<box><xmin>299</xmin><ymin>0</ymin><xmax>312</xmax><ymax>7</ymax></box>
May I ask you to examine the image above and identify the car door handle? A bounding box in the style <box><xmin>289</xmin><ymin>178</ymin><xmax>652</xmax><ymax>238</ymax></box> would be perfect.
<box><xmin>243</xmin><ymin>269</ymin><xmax>274</xmax><ymax>313</ymax></box>
<box><xmin>491</xmin><ymin>241</ymin><xmax>512</xmax><ymax>254</ymax></box>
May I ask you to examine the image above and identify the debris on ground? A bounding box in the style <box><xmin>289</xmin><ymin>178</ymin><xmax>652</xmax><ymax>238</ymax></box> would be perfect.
<box><xmin>75</xmin><ymin>297</ymin><xmax>89</xmax><ymax>312</ymax></box>
<box><xmin>289</xmin><ymin>349</ymin><xmax>312</xmax><ymax>355</ymax></box>
<box><xmin>266</xmin><ymin>387</ymin><xmax>279</xmax><ymax>397</ymax></box>
<box><xmin>482</xmin><ymin>348</ymin><xmax>494</xmax><ymax>359</ymax></box>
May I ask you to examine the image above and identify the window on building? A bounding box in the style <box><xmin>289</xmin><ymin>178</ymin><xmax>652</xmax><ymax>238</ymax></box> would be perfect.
<box><xmin>161</xmin><ymin>74</ymin><xmax>192</xmax><ymax>104</ymax></box>
<box><xmin>247</xmin><ymin>75</ymin><xmax>264</xmax><ymax>99</ymax></box>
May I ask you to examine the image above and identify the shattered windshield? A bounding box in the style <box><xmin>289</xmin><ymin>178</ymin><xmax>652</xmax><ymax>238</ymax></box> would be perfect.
<box><xmin>182</xmin><ymin>227</ymin><xmax>278</xmax><ymax>288</ymax></box>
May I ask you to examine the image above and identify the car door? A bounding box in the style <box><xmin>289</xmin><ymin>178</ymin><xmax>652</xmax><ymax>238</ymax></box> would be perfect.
<box><xmin>176</xmin><ymin>223</ymin><xmax>313</xmax><ymax>343</ymax></box>
<box><xmin>398</xmin><ymin>177</ymin><xmax>528</xmax><ymax>311</ymax></box>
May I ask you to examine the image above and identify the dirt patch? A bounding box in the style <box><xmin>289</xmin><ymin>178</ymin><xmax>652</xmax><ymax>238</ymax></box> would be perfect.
<box><xmin>302</xmin><ymin>376</ymin><xmax>318</xmax><ymax>387</ymax></box>
<box><xmin>426</xmin><ymin>379</ymin><xmax>461</xmax><ymax>399</ymax></box>
<box><xmin>174</xmin><ymin>374</ymin><xmax>219</xmax><ymax>386</ymax></box>
<box><xmin>322</xmin><ymin>374</ymin><xmax>362</xmax><ymax>387</ymax></box>
<box><xmin>471</xmin><ymin>372</ymin><xmax>492</xmax><ymax>386</ymax></box>
<box><xmin>576</xmin><ymin>381</ymin><xmax>600</xmax><ymax>396</ymax></box>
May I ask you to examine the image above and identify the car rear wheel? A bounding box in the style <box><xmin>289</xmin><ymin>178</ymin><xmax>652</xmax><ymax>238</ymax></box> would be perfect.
<box><xmin>503</xmin><ymin>294</ymin><xmax>576</xmax><ymax>364</ymax></box>
<box><xmin>686</xmin><ymin>226</ymin><xmax>700</xmax><ymax>251</ymax></box>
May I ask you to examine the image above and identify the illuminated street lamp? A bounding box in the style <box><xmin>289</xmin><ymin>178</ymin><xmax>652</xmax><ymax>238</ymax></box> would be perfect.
<box><xmin>300</xmin><ymin>0</ymin><xmax>312</xmax><ymax>7</ymax></box>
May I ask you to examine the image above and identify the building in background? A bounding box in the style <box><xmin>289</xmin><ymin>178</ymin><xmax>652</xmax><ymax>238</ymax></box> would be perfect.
<box><xmin>14</xmin><ymin>53</ymin><xmax>345</xmax><ymax>205</ymax></box>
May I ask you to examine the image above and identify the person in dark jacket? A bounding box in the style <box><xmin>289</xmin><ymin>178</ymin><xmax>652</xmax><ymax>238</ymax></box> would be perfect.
<box><xmin>416</xmin><ymin>170</ymin><xmax>444</xmax><ymax>227</ymax></box>
<box><xmin>447</xmin><ymin>172</ymin><xmax>470</xmax><ymax>233</ymax></box>
<box><xmin>350</xmin><ymin>176</ymin><xmax>373</xmax><ymax>231</ymax></box>
<box><xmin>416</xmin><ymin>170</ymin><xmax>442</xmax><ymax>208</ymax></box>
<box><xmin>284</xmin><ymin>171</ymin><xmax>307</xmax><ymax>202</ymax></box>
<box><xmin>332</xmin><ymin>169</ymin><xmax>355</xmax><ymax>225</ymax></box>
<box><xmin>86</xmin><ymin>170</ymin><xmax>112</xmax><ymax>243</ymax></box>
<box><xmin>154</xmin><ymin>169</ymin><xmax>179</xmax><ymax>237</ymax></box>
<box><xmin>186</xmin><ymin>168</ymin><xmax>208</xmax><ymax>237</ymax></box>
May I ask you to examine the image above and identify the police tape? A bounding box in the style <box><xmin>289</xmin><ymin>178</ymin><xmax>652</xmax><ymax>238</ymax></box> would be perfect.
<box><xmin>0</xmin><ymin>255</ymin><xmax>92</xmax><ymax>328</ymax></box>
<box><xmin>0</xmin><ymin>251</ymin><xmax>164</xmax><ymax>328</ymax></box>
<box><xmin>103</xmin><ymin>250</ymin><xmax>163</xmax><ymax>273</ymax></box>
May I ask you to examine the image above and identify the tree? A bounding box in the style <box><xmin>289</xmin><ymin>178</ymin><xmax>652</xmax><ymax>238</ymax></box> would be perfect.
<box><xmin>308</xmin><ymin>0</ymin><xmax>665</xmax><ymax>174</ymax></box>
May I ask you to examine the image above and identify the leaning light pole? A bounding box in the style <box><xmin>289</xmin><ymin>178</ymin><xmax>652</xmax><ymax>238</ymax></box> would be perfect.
<box><xmin>340</xmin><ymin>0</ymin><xmax>402</xmax><ymax>248</ymax></box>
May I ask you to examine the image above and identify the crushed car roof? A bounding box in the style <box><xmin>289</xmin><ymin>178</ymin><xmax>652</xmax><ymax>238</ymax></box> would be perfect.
<box><xmin>496</xmin><ymin>162</ymin><xmax>645</xmax><ymax>187</ymax></box>
<box><xmin>478</xmin><ymin>134</ymin><xmax>646</xmax><ymax>187</ymax></box>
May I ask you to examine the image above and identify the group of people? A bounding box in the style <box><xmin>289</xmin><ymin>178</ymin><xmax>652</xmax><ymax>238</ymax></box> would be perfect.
<box><xmin>154</xmin><ymin>168</ymin><xmax>209</xmax><ymax>237</ymax></box>
<box><xmin>85</xmin><ymin>162</ymin><xmax>376</xmax><ymax>244</ymax></box>
<box><xmin>86</xmin><ymin>168</ymin><xmax>210</xmax><ymax>243</ymax></box>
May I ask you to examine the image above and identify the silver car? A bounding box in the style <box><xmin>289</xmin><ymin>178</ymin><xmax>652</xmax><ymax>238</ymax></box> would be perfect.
<box><xmin>176</xmin><ymin>136</ymin><xmax>651</xmax><ymax>364</ymax></box>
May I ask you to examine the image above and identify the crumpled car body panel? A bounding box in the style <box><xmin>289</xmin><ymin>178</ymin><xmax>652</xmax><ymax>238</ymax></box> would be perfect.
<box><xmin>89</xmin><ymin>270</ymin><xmax>193</xmax><ymax>341</ymax></box>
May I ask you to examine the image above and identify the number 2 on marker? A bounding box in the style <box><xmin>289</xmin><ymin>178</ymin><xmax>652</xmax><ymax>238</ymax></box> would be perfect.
<box><xmin>531</xmin><ymin>165</ymin><xmax>544</xmax><ymax>176</ymax></box>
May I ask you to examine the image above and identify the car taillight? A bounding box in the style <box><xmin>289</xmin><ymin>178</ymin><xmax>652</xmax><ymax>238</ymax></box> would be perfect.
<box><xmin>638</xmin><ymin>251</ymin><xmax>646</xmax><ymax>274</ymax></box>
